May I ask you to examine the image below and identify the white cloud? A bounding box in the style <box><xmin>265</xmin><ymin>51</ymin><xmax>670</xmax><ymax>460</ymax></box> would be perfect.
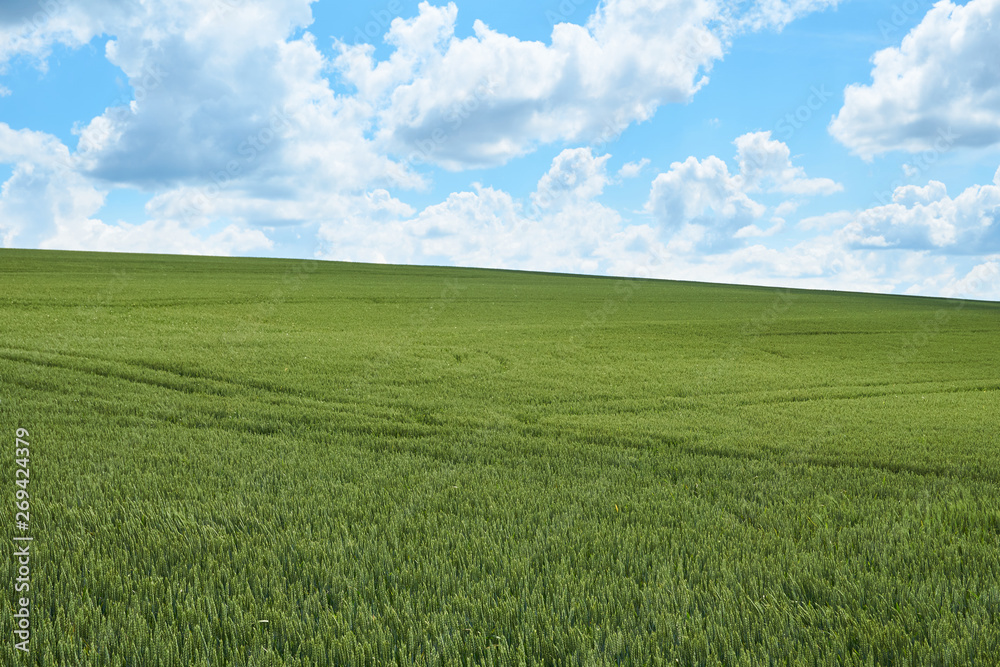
<box><xmin>0</xmin><ymin>0</ymin><xmax>431</xmax><ymax>262</ymax></box>
<box><xmin>39</xmin><ymin>220</ymin><xmax>273</xmax><ymax>256</ymax></box>
<box><xmin>6</xmin><ymin>0</ymin><xmax>993</xmax><ymax>303</ymax></box>
<box><xmin>0</xmin><ymin>122</ymin><xmax>273</xmax><ymax>255</ymax></box>
<box><xmin>0</xmin><ymin>122</ymin><xmax>105</xmax><ymax>247</ymax></box>
<box><xmin>75</xmin><ymin>2</ymin><xmax>410</xmax><ymax>194</ymax></box>
<box><xmin>318</xmin><ymin>148</ymin><xmax>626</xmax><ymax>274</ymax></box>
<box><xmin>531</xmin><ymin>148</ymin><xmax>611</xmax><ymax>212</ymax></box>
<box><xmin>735</xmin><ymin>131</ymin><xmax>842</xmax><ymax>196</ymax></box>
<box><xmin>830</xmin><ymin>0</ymin><xmax>1000</xmax><ymax>159</ymax></box>
<box><xmin>0</xmin><ymin>122</ymin><xmax>73</xmax><ymax>169</ymax></box>
<box><xmin>774</xmin><ymin>200</ymin><xmax>801</xmax><ymax>217</ymax></box>
<box><xmin>798</xmin><ymin>210</ymin><xmax>853</xmax><ymax>231</ymax></box>
<box><xmin>2</xmin><ymin>0</ymin><xmax>428</xmax><ymax>251</ymax></box>
<box><xmin>0</xmin><ymin>0</ymin><xmax>127</xmax><ymax>71</ymax></box>
<box><xmin>618</xmin><ymin>158</ymin><xmax>650</xmax><ymax>179</ymax></box>
<box><xmin>896</xmin><ymin>257</ymin><xmax>1000</xmax><ymax>300</ymax></box>
<box><xmin>844</xmin><ymin>171</ymin><xmax>1000</xmax><ymax>252</ymax></box>
<box><xmin>2</xmin><ymin>0</ymin><xmax>849</xmax><ymax>253</ymax></box>
<box><xmin>629</xmin><ymin>235</ymin><xmax>999</xmax><ymax>301</ymax></box>
<box><xmin>308</xmin><ymin>144</ymin><xmax>1000</xmax><ymax>301</ymax></box>
<box><xmin>735</xmin><ymin>0</ymin><xmax>842</xmax><ymax>31</ymax></box>
<box><xmin>891</xmin><ymin>180</ymin><xmax>948</xmax><ymax>207</ymax></box>
<box><xmin>337</xmin><ymin>0</ymin><xmax>726</xmax><ymax>169</ymax></box>
<box><xmin>646</xmin><ymin>155</ymin><xmax>765</xmax><ymax>234</ymax></box>
<box><xmin>734</xmin><ymin>220</ymin><xmax>785</xmax><ymax>238</ymax></box>
<box><xmin>941</xmin><ymin>260</ymin><xmax>1000</xmax><ymax>299</ymax></box>
<box><xmin>644</xmin><ymin>132</ymin><xmax>840</xmax><ymax>246</ymax></box>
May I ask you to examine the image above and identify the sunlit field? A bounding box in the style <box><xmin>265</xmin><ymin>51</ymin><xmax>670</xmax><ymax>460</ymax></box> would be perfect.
<box><xmin>1</xmin><ymin>248</ymin><xmax>998</xmax><ymax>665</ymax></box>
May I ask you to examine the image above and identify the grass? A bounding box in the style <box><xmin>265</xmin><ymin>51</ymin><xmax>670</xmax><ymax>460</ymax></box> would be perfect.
<box><xmin>1</xmin><ymin>247</ymin><xmax>998</xmax><ymax>665</ymax></box>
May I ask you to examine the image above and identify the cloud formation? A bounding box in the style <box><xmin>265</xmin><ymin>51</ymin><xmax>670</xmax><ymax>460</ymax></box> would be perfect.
<box><xmin>0</xmin><ymin>121</ymin><xmax>273</xmax><ymax>255</ymax></box>
<box><xmin>845</xmin><ymin>167</ymin><xmax>1000</xmax><ymax>253</ymax></box>
<box><xmin>2</xmin><ymin>0</ymin><xmax>421</xmax><ymax>255</ymax></box>
<box><xmin>830</xmin><ymin>0</ymin><xmax>1000</xmax><ymax>159</ymax></box>
<box><xmin>0</xmin><ymin>122</ymin><xmax>104</xmax><ymax>247</ymax></box>
<box><xmin>0</xmin><ymin>0</ymin><xmax>129</xmax><ymax>70</ymax></box>
<box><xmin>736</xmin><ymin>0</ymin><xmax>842</xmax><ymax>31</ymax></box>
<box><xmin>734</xmin><ymin>132</ymin><xmax>842</xmax><ymax>196</ymax></box>
<box><xmin>0</xmin><ymin>0</ymin><xmax>995</xmax><ymax>302</ymax></box>
<box><xmin>336</xmin><ymin>0</ymin><xmax>726</xmax><ymax>169</ymax></box>
<box><xmin>645</xmin><ymin>132</ymin><xmax>840</xmax><ymax>245</ymax></box>
<box><xmin>319</xmin><ymin>147</ymin><xmax>626</xmax><ymax>274</ymax></box>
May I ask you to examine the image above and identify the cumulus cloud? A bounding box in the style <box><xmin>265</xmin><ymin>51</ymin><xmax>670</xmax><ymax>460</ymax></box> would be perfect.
<box><xmin>735</xmin><ymin>131</ymin><xmax>842</xmax><ymax>196</ymax></box>
<box><xmin>319</xmin><ymin>147</ymin><xmax>626</xmax><ymax>274</ymax></box>
<box><xmin>73</xmin><ymin>1</ymin><xmax>415</xmax><ymax>195</ymax></box>
<box><xmin>337</xmin><ymin>0</ymin><xmax>726</xmax><ymax>169</ymax></box>
<box><xmin>0</xmin><ymin>122</ymin><xmax>73</xmax><ymax>169</ymax></box>
<box><xmin>734</xmin><ymin>220</ymin><xmax>785</xmax><ymax>238</ymax></box>
<box><xmin>39</xmin><ymin>219</ymin><xmax>274</xmax><ymax>256</ymax></box>
<box><xmin>0</xmin><ymin>122</ymin><xmax>104</xmax><ymax>247</ymax></box>
<box><xmin>941</xmin><ymin>260</ymin><xmax>1000</xmax><ymax>299</ymax></box>
<box><xmin>647</xmin><ymin>155</ymin><xmax>765</xmax><ymax>235</ymax></box>
<box><xmin>311</xmin><ymin>146</ymin><xmax>999</xmax><ymax>301</ymax></box>
<box><xmin>0</xmin><ymin>122</ymin><xmax>273</xmax><ymax>255</ymax></box>
<box><xmin>618</xmin><ymin>158</ymin><xmax>650</xmax><ymax>179</ymax></box>
<box><xmin>2</xmin><ymin>0</ymin><xmax>851</xmax><ymax>253</ymax></box>
<box><xmin>0</xmin><ymin>1</ymin><xmax>445</xmax><ymax>256</ymax></box>
<box><xmin>645</xmin><ymin>132</ymin><xmax>840</xmax><ymax>246</ymax></box>
<box><xmin>0</xmin><ymin>0</ymin><xmax>130</xmax><ymax>70</ymax></box>
<box><xmin>736</xmin><ymin>0</ymin><xmax>842</xmax><ymax>31</ymax></box>
<box><xmin>830</xmin><ymin>0</ymin><xmax>1000</xmax><ymax>159</ymax></box>
<box><xmin>2</xmin><ymin>0</ymin><xmax>426</xmax><ymax>252</ymax></box>
<box><xmin>6</xmin><ymin>0</ymin><xmax>993</xmax><ymax>303</ymax></box>
<box><xmin>844</xmin><ymin>168</ymin><xmax>1000</xmax><ymax>253</ymax></box>
<box><xmin>531</xmin><ymin>148</ymin><xmax>611</xmax><ymax>212</ymax></box>
<box><xmin>342</xmin><ymin>0</ymin><xmax>838</xmax><ymax>170</ymax></box>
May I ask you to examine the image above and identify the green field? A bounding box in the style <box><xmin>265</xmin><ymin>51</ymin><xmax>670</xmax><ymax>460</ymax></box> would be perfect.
<box><xmin>1</xmin><ymin>248</ymin><xmax>998</xmax><ymax>665</ymax></box>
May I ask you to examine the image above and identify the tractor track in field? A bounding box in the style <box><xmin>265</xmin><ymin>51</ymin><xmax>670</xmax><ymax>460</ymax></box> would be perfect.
<box><xmin>4</xmin><ymin>345</ymin><xmax>995</xmax><ymax>420</ymax></box>
<box><xmin>675</xmin><ymin>440</ymin><xmax>999</xmax><ymax>482</ymax></box>
<box><xmin>0</xmin><ymin>345</ymin><xmax>357</xmax><ymax>411</ymax></box>
<box><xmin>695</xmin><ymin>379</ymin><xmax>1000</xmax><ymax>408</ymax></box>
<box><xmin>0</xmin><ymin>346</ymin><xmax>467</xmax><ymax>438</ymax></box>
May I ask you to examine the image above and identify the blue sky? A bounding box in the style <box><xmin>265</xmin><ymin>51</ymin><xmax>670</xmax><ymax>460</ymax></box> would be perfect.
<box><xmin>1</xmin><ymin>0</ymin><xmax>998</xmax><ymax>299</ymax></box>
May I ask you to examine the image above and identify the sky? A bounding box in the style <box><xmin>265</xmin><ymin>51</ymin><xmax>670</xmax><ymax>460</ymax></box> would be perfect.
<box><xmin>1</xmin><ymin>0</ymin><xmax>998</xmax><ymax>300</ymax></box>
